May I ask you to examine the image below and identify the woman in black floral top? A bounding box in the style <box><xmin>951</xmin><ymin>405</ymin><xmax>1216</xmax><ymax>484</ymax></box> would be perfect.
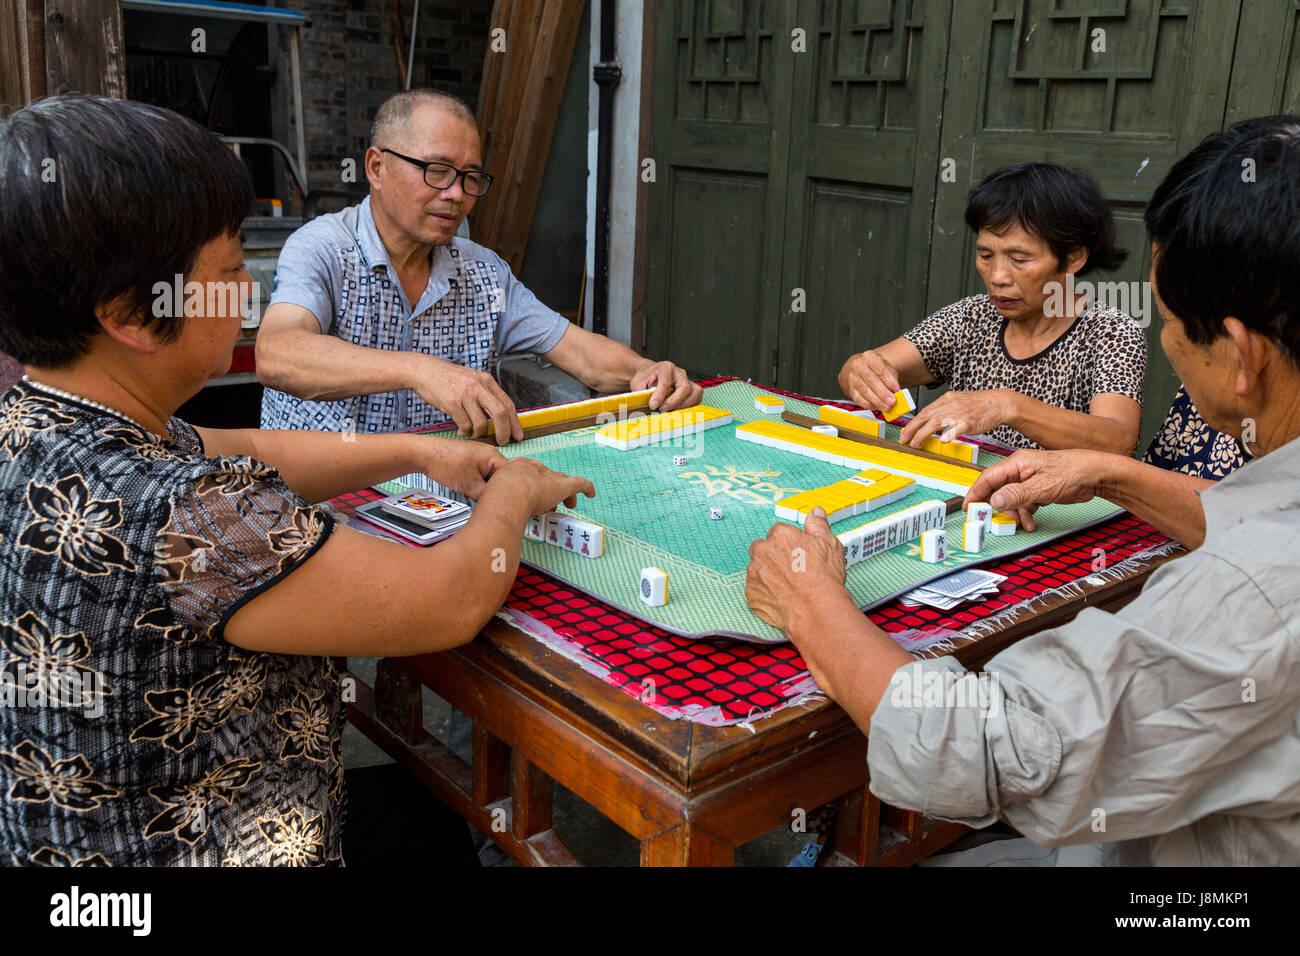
<box><xmin>1143</xmin><ymin>385</ymin><xmax>1248</xmax><ymax>478</ymax></box>
<box><xmin>839</xmin><ymin>163</ymin><xmax>1146</xmax><ymax>455</ymax></box>
<box><xmin>0</xmin><ymin>96</ymin><xmax>593</xmax><ymax>866</ymax></box>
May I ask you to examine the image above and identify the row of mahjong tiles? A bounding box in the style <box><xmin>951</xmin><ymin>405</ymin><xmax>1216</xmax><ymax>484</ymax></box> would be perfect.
<box><xmin>395</xmin><ymin>380</ymin><xmax>1123</xmax><ymax>642</ymax></box>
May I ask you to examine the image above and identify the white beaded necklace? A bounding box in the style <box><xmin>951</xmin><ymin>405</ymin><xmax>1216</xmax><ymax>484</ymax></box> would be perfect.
<box><xmin>22</xmin><ymin>375</ymin><xmax>151</xmax><ymax>432</ymax></box>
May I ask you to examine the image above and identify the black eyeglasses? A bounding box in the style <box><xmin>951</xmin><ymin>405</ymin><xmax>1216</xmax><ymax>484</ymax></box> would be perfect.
<box><xmin>380</xmin><ymin>148</ymin><xmax>494</xmax><ymax>197</ymax></box>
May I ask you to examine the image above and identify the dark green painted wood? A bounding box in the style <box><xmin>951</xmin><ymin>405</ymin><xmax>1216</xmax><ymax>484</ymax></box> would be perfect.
<box><xmin>647</xmin><ymin>0</ymin><xmax>796</xmax><ymax>381</ymax></box>
<box><xmin>649</xmin><ymin>0</ymin><xmax>1298</xmax><ymax>455</ymax></box>
<box><xmin>776</xmin><ymin>0</ymin><xmax>953</xmax><ymax>398</ymax></box>
<box><xmin>930</xmin><ymin>0</ymin><xmax>1243</xmax><ymax>451</ymax></box>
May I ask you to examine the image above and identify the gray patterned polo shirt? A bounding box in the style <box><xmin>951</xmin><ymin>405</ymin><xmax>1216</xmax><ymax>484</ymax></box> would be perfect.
<box><xmin>260</xmin><ymin>196</ymin><xmax>570</xmax><ymax>435</ymax></box>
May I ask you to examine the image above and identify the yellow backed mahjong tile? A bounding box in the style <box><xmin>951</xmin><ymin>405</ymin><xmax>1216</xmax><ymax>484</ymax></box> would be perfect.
<box><xmin>917</xmin><ymin>435</ymin><xmax>979</xmax><ymax>464</ymax></box>
<box><xmin>826</xmin><ymin>480</ymin><xmax>870</xmax><ymax>500</ymax></box>
<box><xmin>880</xmin><ymin>389</ymin><xmax>916</xmax><ymax>422</ymax></box>
<box><xmin>817</xmin><ymin>405</ymin><xmax>882</xmax><ymax>435</ymax></box>
<box><xmin>855</xmin><ymin>469</ymin><xmax>890</xmax><ymax>482</ymax></box>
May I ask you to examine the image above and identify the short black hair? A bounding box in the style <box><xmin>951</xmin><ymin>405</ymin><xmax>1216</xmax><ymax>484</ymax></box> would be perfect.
<box><xmin>0</xmin><ymin>95</ymin><xmax>252</xmax><ymax>367</ymax></box>
<box><xmin>965</xmin><ymin>162</ymin><xmax>1127</xmax><ymax>276</ymax></box>
<box><xmin>1145</xmin><ymin>115</ymin><xmax>1300</xmax><ymax>367</ymax></box>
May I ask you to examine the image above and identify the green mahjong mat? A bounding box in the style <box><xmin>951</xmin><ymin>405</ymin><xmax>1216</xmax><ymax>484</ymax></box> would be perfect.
<box><xmin>385</xmin><ymin>380</ymin><xmax>1122</xmax><ymax>643</ymax></box>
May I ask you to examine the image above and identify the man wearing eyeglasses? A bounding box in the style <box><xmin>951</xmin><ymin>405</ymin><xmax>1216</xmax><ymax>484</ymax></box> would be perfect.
<box><xmin>257</xmin><ymin>89</ymin><xmax>702</xmax><ymax>443</ymax></box>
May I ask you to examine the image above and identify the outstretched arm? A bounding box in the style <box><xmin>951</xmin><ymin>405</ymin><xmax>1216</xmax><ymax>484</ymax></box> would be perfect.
<box><xmin>900</xmin><ymin>391</ymin><xmax>1141</xmax><ymax>457</ymax></box>
<box><xmin>541</xmin><ymin>324</ymin><xmax>703</xmax><ymax>411</ymax></box>
<box><xmin>194</xmin><ymin>424</ymin><xmax>506</xmax><ymax>505</ymax></box>
<box><xmin>745</xmin><ymin>508</ymin><xmax>913</xmax><ymax>732</ymax></box>
<box><xmin>963</xmin><ymin>448</ymin><xmax>1211</xmax><ymax>548</ymax></box>
<box><xmin>256</xmin><ymin>303</ymin><xmax>524</xmax><ymax>444</ymax></box>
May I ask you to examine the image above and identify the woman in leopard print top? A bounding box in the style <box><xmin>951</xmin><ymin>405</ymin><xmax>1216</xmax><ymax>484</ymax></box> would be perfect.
<box><xmin>839</xmin><ymin>163</ymin><xmax>1146</xmax><ymax>454</ymax></box>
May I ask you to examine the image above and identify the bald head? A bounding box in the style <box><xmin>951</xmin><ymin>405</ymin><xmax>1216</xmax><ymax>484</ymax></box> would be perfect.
<box><xmin>370</xmin><ymin>90</ymin><xmax>476</xmax><ymax>149</ymax></box>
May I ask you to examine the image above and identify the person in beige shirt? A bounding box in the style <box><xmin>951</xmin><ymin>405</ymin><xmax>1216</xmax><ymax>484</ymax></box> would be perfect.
<box><xmin>745</xmin><ymin>115</ymin><xmax>1300</xmax><ymax>865</ymax></box>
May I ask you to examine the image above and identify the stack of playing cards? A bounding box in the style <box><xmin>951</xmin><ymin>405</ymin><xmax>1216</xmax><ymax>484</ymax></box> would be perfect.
<box><xmin>378</xmin><ymin>491</ymin><xmax>472</xmax><ymax>534</ymax></box>
<box><xmin>899</xmin><ymin>568</ymin><xmax>1007</xmax><ymax>610</ymax></box>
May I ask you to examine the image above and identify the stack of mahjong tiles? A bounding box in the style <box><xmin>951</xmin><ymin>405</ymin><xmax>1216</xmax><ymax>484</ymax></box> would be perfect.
<box><xmin>483</xmin><ymin>387</ymin><xmax>656</xmax><ymax>436</ymax></box>
<box><xmin>775</xmin><ymin>469</ymin><xmax>915</xmax><ymax>525</ymax></box>
<box><xmin>816</xmin><ymin>404</ymin><xmax>977</xmax><ymax>463</ymax></box>
<box><xmin>592</xmin><ymin>405</ymin><xmax>733</xmax><ymax>450</ymax></box>
<box><xmin>734</xmin><ymin>420</ymin><xmax>980</xmax><ymax>494</ymax></box>
<box><xmin>836</xmin><ymin>499</ymin><xmax>948</xmax><ymax>568</ymax></box>
<box><xmin>815</xmin><ymin>404</ymin><xmax>885</xmax><ymax>439</ymax></box>
<box><xmin>525</xmin><ymin>512</ymin><xmax>605</xmax><ymax>558</ymax></box>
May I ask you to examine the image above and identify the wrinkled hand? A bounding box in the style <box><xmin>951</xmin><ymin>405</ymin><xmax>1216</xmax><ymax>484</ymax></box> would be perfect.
<box><xmin>631</xmin><ymin>360</ymin><xmax>703</xmax><ymax>412</ymax></box>
<box><xmin>838</xmin><ymin>350</ymin><xmax>900</xmax><ymax>411</ymax></box>
<box><xmin>493</xmin><ymin>457</ymin><xmax>596</xmax><ymax>516</ymax></box>
<box><xmin>414</xmin><ymin>358</ymin><xmax>523</xmax><ymax>445</ymax></box>
<box><xmin>899</xmin><ymin>389</ymin><xmax>1015</xmax><ymax>447</ymax></box>
<box><xmin>422</xmin><ymin>438</ymin><xmax>507</xmax><ymax>501</ymax></box>
<box><xmin>745</xmin><ymin>509</ymin><xmax>846</xmax><ymax>634</ymax></box>
<box><xmin>963</xmin><ymin>448</ymin><xmax>1105</xmax><ymax>533</ymax></box>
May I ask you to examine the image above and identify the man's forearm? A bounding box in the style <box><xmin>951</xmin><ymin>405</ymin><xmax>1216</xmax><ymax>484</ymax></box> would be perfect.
<box><xmin>786</xmin><ymin>588</ymin><xmax>914</xmax><ymax>735</ymax></box>
<box><xmin>547</xmin><ymin>329</ymin><xmax>645</xmax><ymax>393</ymax></box>
<box><xmin>198</xmin><ymin>427</ymin><xmax>433</xmax><ymax>503</ymax></box>
<box><xmin>1098</xmin><ymin>454</ymin><xmax>1210</xmax><ymax>549</ymax></box>
<box><xmin>1005</xmin><ymin>393</ymin><xmax>1135</xmax><ymax>455</ymax></box>
<box><xmin>257</xmin><ymin>329</ymin><xmax>429</xmax><ymax>402</ymax></box>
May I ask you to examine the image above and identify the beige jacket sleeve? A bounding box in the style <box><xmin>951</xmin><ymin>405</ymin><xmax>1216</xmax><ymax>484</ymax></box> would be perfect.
<box><xmin>866</xmin><ymin>549</ymin><xmax>1300</xmax><ymax>847</ymax></box>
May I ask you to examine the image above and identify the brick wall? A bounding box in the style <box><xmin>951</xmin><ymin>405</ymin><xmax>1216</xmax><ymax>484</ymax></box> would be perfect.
<box><xmin>288</xmin><ymin>0</ymin><xmax>493</xmax><ymax>192</ymax></box>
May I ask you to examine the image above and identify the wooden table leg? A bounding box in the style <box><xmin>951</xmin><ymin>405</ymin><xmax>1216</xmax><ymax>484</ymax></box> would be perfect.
<box><xmin>825</xmin><ymin>786</ymin><xmax>882</xmax><ymax>866</ymax></box>
<box><xmin>472</xmin><ymin>720</ymin><xmax>510</xmax><ymax>808</ymax></box>
<box><xmin>374</xmin><ymin>657</ymin><xmax>423</xmax><ymax>745</ymax></box>
<box><xmin>510</xmin><ymin>749</ymin><xmax>554</xmax><ymax>840</ymax></box>
<box><xmin>640</xmin><ymin>822</ymin><xmax>734</xmax><ymax>867</ymax></box>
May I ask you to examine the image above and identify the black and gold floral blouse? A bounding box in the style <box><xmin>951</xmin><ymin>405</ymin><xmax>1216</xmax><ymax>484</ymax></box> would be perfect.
<box><xmin>1142</xmin><ymin>385</ymin><xmax>1248</xmax><ymax>479</ymax></box>
<box><xmin>0</xmin><ymin>379</ymin><xmax>341</xmax><ymax>866</ymax></box>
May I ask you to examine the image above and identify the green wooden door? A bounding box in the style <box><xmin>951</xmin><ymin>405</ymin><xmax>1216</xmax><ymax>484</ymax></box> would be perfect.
<box><xmin>1225</xmin><ymin>3</ymin><xmax>1300</xmax><ymax>121</ymax></box>
<box><xmin>775</xmin><ymin>0</ymin><xmax>953</xmax><ymax>397</ymax></box>
<box><xmin>648</xmin><ymin>0</ymin><xmax>952</xmax><ymax>394</ymax></box>
<box><xmin>647</xmin><ymin>0</ymin><xmax>798</xmax><ymax>383</ymax></box>
<box><xmin>649</xmin><ymin>0</ymin><xmax>1262</xmax><ymax>450</ymax></box>
<box><xmin>928</xmin><ymin>0</ymin><xmax>1242</xmax><ymax>447</ymax></box>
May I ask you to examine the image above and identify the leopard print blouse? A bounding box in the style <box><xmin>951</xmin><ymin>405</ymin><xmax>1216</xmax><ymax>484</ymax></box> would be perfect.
<box><xmin>902</xmin><ymin>294</ymin><xmax>1147</xmax><ymax>450</ymax></box>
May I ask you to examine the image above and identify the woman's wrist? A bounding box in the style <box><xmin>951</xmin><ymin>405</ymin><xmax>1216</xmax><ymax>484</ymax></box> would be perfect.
<box><xmin>998</xmin><ymin>389</ymin><xmax>1025</xmax><ymax>429</ymax></box>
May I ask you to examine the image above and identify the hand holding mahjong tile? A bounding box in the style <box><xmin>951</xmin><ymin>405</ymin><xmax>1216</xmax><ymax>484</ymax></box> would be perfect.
<box><xmin>962</xmin><ymin>447</ymin><xmax>1106</xmax><ymax>533</ymax></box>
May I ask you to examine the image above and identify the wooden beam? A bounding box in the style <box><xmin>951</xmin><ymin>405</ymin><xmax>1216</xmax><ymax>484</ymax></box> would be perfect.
<box><xmin>473</xmin><ymin>0</ymin><xmax>545</xmax><ymax>248</ymax></box>
<box><xmin>471</xmin><ymin>0</ymin><xmax>581</xmax><ymax>273</ymax></box>
<box><xmin>43</xmin><ymin>0</ymin><xmax>125</xmax><ymax>97</ymax></box>
<box><xmin>1</xmin><ymin>0</ymin><xmax>47</xmax><ymax>109</ymax></box>
<box><xmin>388</xmin><ymin>0</ymin><xmax>408</xmax><ymax>88</ymax></box>
<box><xmin>0</xmin><ymin>0</ymin><xmax>25</xmax><ymax>109</ymax></box>
<box><xmin>492</xmin><ymin>0</ymin><xmax>583</xmax><ymax>271</ymax></box>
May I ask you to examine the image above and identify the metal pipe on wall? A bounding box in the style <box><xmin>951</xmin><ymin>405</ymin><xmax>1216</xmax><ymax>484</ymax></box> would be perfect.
<box><xmin>405</xmin><ymin>0</ymin><xmax>420</xmax><ymax>90</ymax></box>
<box><xmin>591</xmin><ymin>0</ymin><xmax>620</xmax><ymax>337</ymax></box>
